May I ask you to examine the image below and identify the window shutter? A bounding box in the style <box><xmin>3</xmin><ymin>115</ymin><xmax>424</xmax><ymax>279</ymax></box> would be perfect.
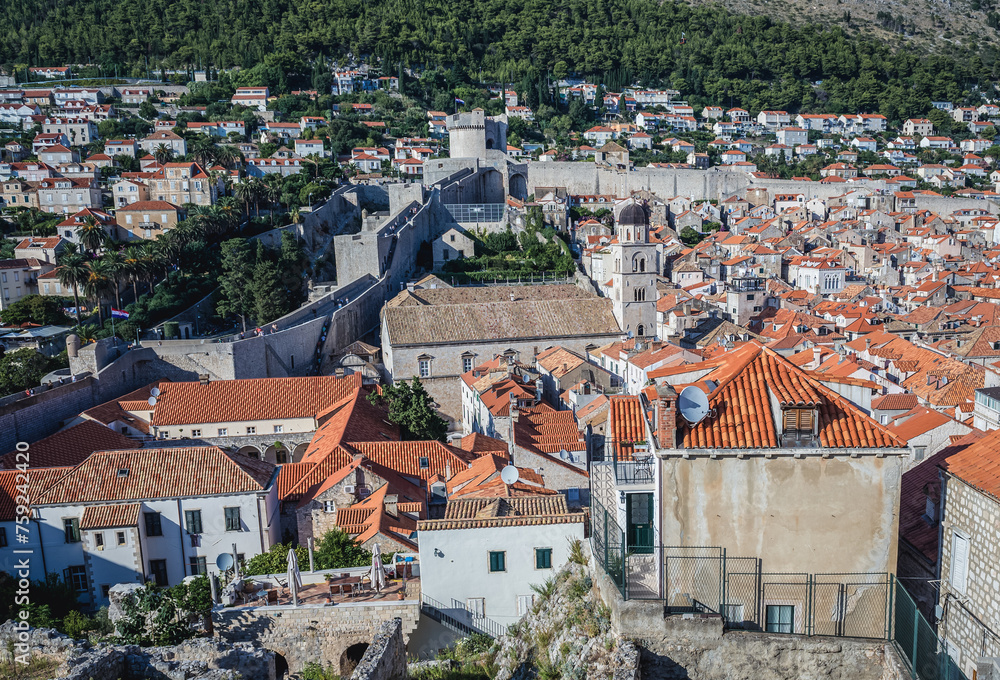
<box><xmin>952</xmin><ymin>532</ymin><xmax>969</xmax><ymax>593</ymax></box>
<box><xmin>783</xmin><ymin>409</ymin><xmax>799</xmax><ymax>431</ymax></box>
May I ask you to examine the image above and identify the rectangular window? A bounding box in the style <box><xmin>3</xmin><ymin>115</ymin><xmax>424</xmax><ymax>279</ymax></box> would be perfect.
<box><xmin>101</xmin><ymin>584</ymin><xmax>111</xmax><ymax>599</ymax></box>
<box><xmin>765</xmin><ymin>605</ymin><xmax>794</xmax><ymax>634</ymax></box>
<box><xmin>185</xmin><ymin>509</ymin><xmax>203</xmax><ymax>534</ymax></box>
<box><xmin>144</xmin><ymin>512</ymin><xmax>162</xmax><ymax>537</ymax></box>
<box><xmin>94</xmin><ymin>532</ymin><xmax>104</xmax><ymax>550</ymax></box>
<box><xmin>189</xmin><ymin>556</ymin><xmax>207</xmax><ymax>576</ymax></box>
<box><xmin>245</xmin><ymin>426</ymin><xmax>256</xmax><ymax>434</ymax></box>
<box><xmin>324</xmin><ymin>501</ymin><xmax>336</xmax><ymax>513</ymax></box>
<box><xmin>0</xmin><ymin>527</ymin><xmax>6</xmax><ymax>547</ymax></box>
<box><xmin>516</xmin><ymin>594</ymin><xmax>535</xmax><ymax>616</ymax></box>
<box><xmin>463</xmin><ymin>357</ymin><xmax>474</xmax><ymax>373</ymax></box>
<box><xmin>274</xmin><ymin>425</ymin><xmax>283</xmax><ymax>433</ymax></box>
<box><xmin>116</xmin><ymin>531</ymin><xmax>126</xmax><ymax>546</ymax></box>
<box><xmin>64</xmin><ymin>518</ymin><xmax>80</xmax><ymax>543</ymax></box>
<box><xmin>535</xmin><ymin>548</ymin><xmax>553</xmax><ymax>569</ymax></box>
<box><xmin>783</xmin><ymin>409</ymin><xmax>815</xmax><ymax>432</ymax></box>
<box><xmin>951</xmin><ymin>531</ymin><xmax>970</xmax><ymax>594</ymax></box>
<box><xmin>149</xmin><ymin>559</ymin><xmax>168</xmax><ymax>587</ymax></box>
<box><xmin>466</xmin><ymin>597</ymin><xmax>485</xmax><ymax>618</ymax></box>
<box><xmin>488</xmin><ymin>551</ymin><xmax>506</xmax><ymax>573</ymax></box>
<box><xmin>914</xmin><ymin>447</ymin><xmax>927</xmax><ymax>461</ymax></box>
<box><xmin>419</xmin><ymin>456</ymin><xmax>429</xmax><ymax>469</ymax></box>
<box><xmin>189</xmin><ymin>556</ymin><xmax>208</xmax><ymax>576</ymax></box>
<box><xmin>191</xmin><ymin>429</ymin><xmax>201</xmax><ymax>437</ymax></box>
<box><xmin>418</xmin><ymin>359</ymin><xmax>430</xmax><ymax>378</ymax></box>
<box><xmin>66</xmin><ymin>565</ymin><xmax>88</xmax><ymax>592</ymax></box>
<box><xmin>218</xmin><ymin>428</ymin><xmax>227</xmax><ymax>436</ymax></box>
<box><xmin>224</xmin><ymin>507</ymin><xmax>241</xmax><ymax>532</ymax></box>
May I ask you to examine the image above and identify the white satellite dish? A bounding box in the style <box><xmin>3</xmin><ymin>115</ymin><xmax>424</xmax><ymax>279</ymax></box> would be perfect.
<box><xmin>215</xmin><ymin>553</ymin><xmax>234</xmax><ymax>571</ymax></box>
<box><xmin>147</xmin><ymin>396</ymin><xmax>157</xmax><ymax>407</ymax></box>
<box><xmin>678</xmin><ymin>385</ymin><xmax>710</xmax><ymax>425</ymax></box>
<box><xmin>150</xmin><ymin>387</ymin><xmax>160</xmax><ymax>397</ymax></box>
<box><xmin>500</xmin><ymin>465</ymin><xmax>520</xmax><ymax>485</ymax></box>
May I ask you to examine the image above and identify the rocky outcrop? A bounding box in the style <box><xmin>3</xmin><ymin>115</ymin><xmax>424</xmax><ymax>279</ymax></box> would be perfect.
<box><xmin>0</xmin><ymin>621</ymin><xmax>275</xmax><ymax>680</ymax></box>
<box><xmin>492</xmin><ymin>561</ymin><xmax>638</xmax><ymax>680</ymax></box>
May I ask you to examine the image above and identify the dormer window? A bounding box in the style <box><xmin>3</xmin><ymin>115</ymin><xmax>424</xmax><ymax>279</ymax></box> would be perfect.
<box><xmin>781</xmin><ymin>408</ymin><xmax>816</xmax><ymax>447</ymax></box>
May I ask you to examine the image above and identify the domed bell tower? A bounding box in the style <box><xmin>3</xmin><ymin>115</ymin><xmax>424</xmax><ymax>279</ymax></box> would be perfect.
<box><xmin>610</xmin><ymin>200</ymin><xmax>658</xmax><ymax>339</ymax></box>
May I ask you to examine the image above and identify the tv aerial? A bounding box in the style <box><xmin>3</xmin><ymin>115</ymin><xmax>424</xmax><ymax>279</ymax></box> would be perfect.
<box><xmin>678</xmin><ymin>385</ymin><xmax>710</xmax><ymax>425</ymax></box>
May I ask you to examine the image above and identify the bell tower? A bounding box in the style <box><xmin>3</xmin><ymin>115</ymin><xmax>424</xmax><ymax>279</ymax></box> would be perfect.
<box><xmin>609</xmin><ymin>200</ymin><xmax>658</xmax><ymax>339</ymax></box>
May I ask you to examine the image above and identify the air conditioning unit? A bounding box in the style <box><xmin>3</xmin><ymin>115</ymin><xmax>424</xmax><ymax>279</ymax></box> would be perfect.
<box><xmin>344</xmin><ymin>485</ymin><xmax>355</xmax><ymax>494</ymax></box>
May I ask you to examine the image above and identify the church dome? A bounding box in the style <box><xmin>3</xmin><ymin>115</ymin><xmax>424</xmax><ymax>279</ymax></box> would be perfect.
<box><xmin>618</xmin><ymin>202</ymin><xmax>649</xmax><ymax>227</ymax></box>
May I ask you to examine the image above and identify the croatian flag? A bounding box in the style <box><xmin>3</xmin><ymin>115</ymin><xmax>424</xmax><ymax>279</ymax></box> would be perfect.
<box><xmin>111</xmin><ymin>308</ymin><xmax>129</xmax><ymax>319</ymax></box>
<box><xmin>455</xmin><ymin>97</ymin><xmax>465</xmax><ymax>104</ymax></box>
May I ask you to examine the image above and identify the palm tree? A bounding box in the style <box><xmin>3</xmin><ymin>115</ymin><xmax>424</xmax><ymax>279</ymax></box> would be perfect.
<box><xmin>101</xmin><ymin>249</ymin><xmax>126</xmax><ymax>309</ymax></box>
<box><xmin>84</xmin><ymin>259</ymin><xmax>114</xmax><ymax>328</ymax></box>
<box><xmin>76</xmin><ymin>216</ymin><xmax>106</xmax><ymax>255</ymax></box>
<box><xmin>216</xmin><ymin>145</ymin><xmax>242</xmax><ymax>169</ymax></box>
<box><xmin>153</xmin><ymin>143</ymin><xmax>173</xmax><ymax>165</ymax></box>
<box><xmin>56</xmin><ymin>253</ymin><xmax>89</xmax><ymax>328</ymax></box>
<box><xmin>123</xmin><ymin>245</ymin><xmax>145</xmax><ymax>301</ymax></box>
<box><xmin>262</xmin><ymin>175</ymin><xmax>282</xmax><ymax>226</ymax></box>
<box><xmin>234</xmin><ymin>180</ymin><xmax>254</xmax><ymax>221</ymax></box>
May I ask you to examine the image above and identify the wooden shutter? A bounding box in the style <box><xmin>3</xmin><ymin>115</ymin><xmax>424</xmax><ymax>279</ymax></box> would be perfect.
<box><xmin>952</xmin><ymin>532</ymin><xmax>969</xmax><ymax>593</ymax></box>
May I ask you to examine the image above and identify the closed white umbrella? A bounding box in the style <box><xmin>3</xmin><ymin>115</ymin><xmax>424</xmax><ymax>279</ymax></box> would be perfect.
<box><xmin>287</xmin><ymin>549</ymin><xmax>302</xmax><ymax>606</ymax></box>
<box><xmin>370</xmin><ymin>543</ymin><xmax>386</xmax><ymax>594</ymax></box>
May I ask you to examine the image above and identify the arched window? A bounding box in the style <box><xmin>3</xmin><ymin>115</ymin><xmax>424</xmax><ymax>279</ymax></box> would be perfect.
<box><xmin>633</xmin><ymin>288</ymin><xmax>645</xmax><ymax>302</ymax></box>
<box><xmin>637</xmin><ymin>324</ymin><xmax>645</xmax><ymax>336</ymax></box>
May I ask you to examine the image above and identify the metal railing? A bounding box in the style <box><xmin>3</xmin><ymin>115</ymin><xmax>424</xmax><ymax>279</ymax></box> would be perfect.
<box><xmin>894</xmin><ymin>580</ymin><xmax>965</xmax><ymax>680</ymax></box>
<box><xmin>442</xmin><ymin>203</ymin><xmax>506</xmax><ymax>223</ymax></box>
<box><xmin>420</xmin><ymin>594</ymin><xmax>507</xmax><ymax>639</ymax></box>
<box><xmin>590</xmin><ymin>498</ymin><xmax>896</xmax><ymax>642</ymax></box>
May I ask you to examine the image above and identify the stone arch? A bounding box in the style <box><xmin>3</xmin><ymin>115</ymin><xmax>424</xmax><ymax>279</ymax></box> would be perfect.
<box><xmin>509</xmin><ymin>173</ymin><xmax>527</xmax><ymax>200</ymax></box>
<box><xmin>340</xmin><ymin>643</ymin><xmax>369</xmax><ymax>677</ymax></box>
<box><xmin>485</xmin><ymin>137</ymin><xmax>495</xmax><ymax>150</ymax></box>
<box><xmin>273</xmin><ymin>651</ymin><xmax>289</xmax><ymax>678</ymax></box>
<box><xmin>291</xmin><ymin>442</ymin><xmax>309</xmax><ymax>462</ymax></box>
<box><xmin>264</xmin><ymin>443</ymin><xmax>291</xmax><ymax>464</ymax></box>
<box><xmin>236</xmin><ymin>445</ymin><xmax>262</xmax><ymax>459</ymax></box>
<box><xmin>637</xmin><ymin>324</ymin><xmax>646</xmax><ymax>337</ymax></box>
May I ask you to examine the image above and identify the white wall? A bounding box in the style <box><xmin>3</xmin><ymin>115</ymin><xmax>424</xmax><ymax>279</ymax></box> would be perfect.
<box><xmin>418</xmin><ymin>521</ymin><xmax>585</xmax><ymax>625</ymax></box>
<box><xmin>35</xmin><ymin>487</ymin><xmax>279</xmax><ymax>605</ymax></box>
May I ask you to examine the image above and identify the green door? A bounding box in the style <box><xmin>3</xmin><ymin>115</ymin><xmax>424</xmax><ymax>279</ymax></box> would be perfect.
<box><xmin>626</xmin><ymin>493</ymin><xmax>654</xmax><ymax>554</ymax></box>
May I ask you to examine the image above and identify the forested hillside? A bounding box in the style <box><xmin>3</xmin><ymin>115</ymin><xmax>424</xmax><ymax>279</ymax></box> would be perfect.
<box><xmin>1</xmin><ymin>0</ymin><xmax>997</xmax><ymax>116</ymax></box>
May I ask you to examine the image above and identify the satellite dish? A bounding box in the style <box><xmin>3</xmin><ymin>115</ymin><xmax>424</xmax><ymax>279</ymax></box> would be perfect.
<box><xmin>500</xmin><ymin>465</ymin><xmax>520</xmax><ymax>485</ymax></box>
<box><xmin>147</xmin><ymin>396</ymin><xmax>157</xmax><ymax>407</ymax></box>
<box><xmin>150</xmin><ymin>387</ymin><xmax>160</xmax><ymax>397</ymax></box>
<box><xmin>678</xmin><ymin>385</ymin><xmax>710</xmax><ymax>425</ymax></box>
<box><xmin>216</xmin><ymin>553</ymin><xmax>234</xmax><ymax>571</ymax></box>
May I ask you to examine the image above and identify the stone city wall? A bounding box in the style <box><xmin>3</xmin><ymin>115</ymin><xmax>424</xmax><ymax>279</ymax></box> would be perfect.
<box><xmin>212</xmin><ymin>600</ymin><xmax>420</xmax><ymax>675</ymax></box>
<box><xmin>350</xmin><ymin>618</ymin><xmax>407</xmax><ymax>680</ymax></box>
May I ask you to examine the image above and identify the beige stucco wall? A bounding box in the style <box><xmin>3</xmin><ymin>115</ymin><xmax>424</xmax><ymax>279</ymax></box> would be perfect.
<box><xmin>659</xmin><ymin>454</ymin><xmax>904</xmax><ymax>574</ymax></box>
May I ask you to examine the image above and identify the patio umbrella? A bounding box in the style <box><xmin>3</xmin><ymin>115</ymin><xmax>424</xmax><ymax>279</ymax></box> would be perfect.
<box><xmin>370</xmin><ymin>544</ymin><xmax>386</xmax><ymax>594</ymax></box>
<box><xmin>287</xmin><ymin>549</ymin><xmax>303</xmax><ymax>607</ymax></box>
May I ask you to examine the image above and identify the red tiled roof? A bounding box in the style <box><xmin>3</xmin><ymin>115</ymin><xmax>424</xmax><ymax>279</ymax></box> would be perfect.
<box><xmin>609</xmin><ymin>396</ymin><xmax>645</xmax><ymax>461</ymax></box>
<box><xmin>150</xmin><ymin>374</ymin><xmax>362</xmax><ymax>426</ymax></box>
<box><xmin>944</xmin><ymin>427</ymin><xmax>1000</xmax><ymax>501</ymax></box>
<box><xmin>678</xmin><ymin>343</ymin><xmax>906</xmax><ymax>449</ymax></box>
<box><xmin>80</xmin><ymin>502</ymin><xmax>141</xmax><ymax>529</ymax></box>
<box><xmin>36</xmin><ymin>448</ymin><xmax>276</xmax><ymax>504</ymax></box>
<box><xmin>0</xmin><ymin>420</ymin><xmax>136</xmax><ymax>470</ymax></box>
<box><xmin>0</xmin><ymin>467</ymin><xmax>71</xmax><ymax>521</ymax></box>
<box><xmin>871</xmin><ymin>393</ymin><xmax>920</xmax><ymax>411</ymax></box>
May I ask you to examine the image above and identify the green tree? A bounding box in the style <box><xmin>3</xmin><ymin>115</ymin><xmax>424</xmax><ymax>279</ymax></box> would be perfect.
<box><xmin>57</xmin><ymin>252</ymin><xmax>89</xmax><ymax>327</ymax></box>
<box><xmin>680</xmin><ymin>226</ymin><xmax>705</xmax><ymax>246</ymax></box>
<box><xmin>0</xmin><ymin>295</ymin><xmax>71</xmax><ymax>326</ymax></box>
<box><xmin>314</xmin><ymin>528</ymin><xmax>374</xmax><ymax>570</ymax></box>
<box><xmin>251</xmin><ymin>242</ymin><xmax>289</xmax><ymax>324</ymax></box>
<box><xmin>0</xmin><ymin>348</ymin><xmax>52</xmax><ymax>395</ymax></box>
<box><xmin>138</xmin><ymin>100</ymin><xmax>158</xmax><ymax>120</ymax></box>
<box><xmin>244</xmin><ymin>542</ymin><xmax>310</xmax><ymax>576</ymax></box>
<box><xmin>217</xmin><ymin>238</ymin><xmax>257</xmax><ymax>331</ymax></box>
<box><xmin>368</xmin><ymin>377</ymin><xmax>448</xmax><ymax>442</ymax></box>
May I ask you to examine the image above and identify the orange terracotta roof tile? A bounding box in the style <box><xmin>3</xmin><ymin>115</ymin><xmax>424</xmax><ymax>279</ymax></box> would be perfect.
<box><xmin>36</xmin><ymin>448</ymin><xmax>276</xmax><ymax>505</ymax></box>
<box><xmin>0</xmin><ymin>420</ymin><xmax>136</xmax><ymax>470</ymax></box>
<box><xmin>151</xmin><ymin>374</ymin><xmax>362</xmax><ymax>426</ymax></box>
<box><xmin>0</xmin><ymin>467</ymin><xmax>71</xmax><ymax>521</ymax></box>
<box><xmin>80</xmin><ymin>502</ymin><xmax>141</xmax><ymax>529</ymax></box>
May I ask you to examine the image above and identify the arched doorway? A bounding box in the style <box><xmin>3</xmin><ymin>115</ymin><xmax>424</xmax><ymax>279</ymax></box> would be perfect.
<box><xmin>236</xmin><ymin>445</ymin><xmax>262</xmax><ymax>459</ymax></box>
<box><xmin>340</xmin><ymin>643</ymin><xmax>369</xmax><ymax>676</ymax></box>
<box><xmin>291</xmin><ymin>443</ymin><xmax>309</xmax><ymax>462</ymax></box>
<box><xmin>509</xmin><ymin>173</ymin><xmax>527</xmax><ymax>200</ymax></box>
<box><xmin>264</xmin><ymin>443</ymin><xmax>290</xmax><ymax>464</ymax></box>
<box><xmin>273</xmin><ymin>652</ymin><xmax>289</xmax><ymax>678</ymax></box>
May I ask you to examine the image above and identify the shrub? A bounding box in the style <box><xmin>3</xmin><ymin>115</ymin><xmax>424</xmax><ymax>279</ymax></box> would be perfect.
<box><xmin>62</xmin><ymin>610</ymin><xmax>97</xmax><ymax>639</ymax></box>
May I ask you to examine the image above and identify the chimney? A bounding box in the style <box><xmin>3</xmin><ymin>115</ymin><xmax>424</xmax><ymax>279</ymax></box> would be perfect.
<box><xmin>654</xmin><ymin>383</ymin><xmax>678</xmax><ymax>450</ymax></box>
<box><xmin>683</xmin><ymin>302</ymin><xmax>692</xmax><ymax>316</ymax></box>
<box><xmin>864</xmin><ymin>339</ymin><xmax>871</xmax><ymax>353</ymax></box>
<box><xmin>406</xmin><ymin>282</ymin><xmax>415</xmax><ymax>292</ymax></box>
<box><xmin>813</xmin><ymin>347</ymin><xmax>822</xmax><ymax>367</ymax></box>
<box><xmin>384</xmin><ymin>494</ymin><xmax>398</xmax><ymax>518</ymax></box>
<box><xmin>927</xmin><ymin>373</ymin><xmax>935</xmax><ymax>386</ymax></box>
<box><xmin>198</xmin><ymin>374</ymin><xmax>210</xmax><ymax>385</ymax></box>
<box><xmin>535</xmin><ymin>379</ymin><xmax>543</xmax><ymax>404</ymax></box>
